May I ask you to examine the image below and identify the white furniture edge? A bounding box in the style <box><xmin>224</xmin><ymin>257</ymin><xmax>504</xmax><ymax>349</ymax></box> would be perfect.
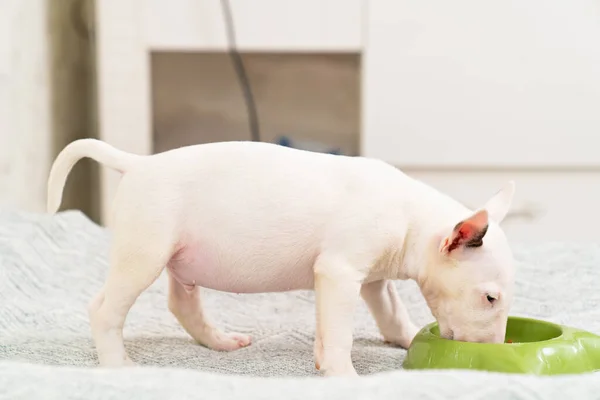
<box><xmin>97</xmin><ymin>0</ymin><xmax>152</xmax><ymax>225</ymax></box>
<box><xmin>145</xmin><ymin>0</ymin><xmax>364</xmax><ymax>52</ymax></box>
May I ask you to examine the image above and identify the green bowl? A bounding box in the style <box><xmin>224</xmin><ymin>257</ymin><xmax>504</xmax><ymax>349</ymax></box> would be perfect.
<box><xmin>404</xmin><ymin>316</ymin><xmax>600</xmax><ymax>375</ymax></box>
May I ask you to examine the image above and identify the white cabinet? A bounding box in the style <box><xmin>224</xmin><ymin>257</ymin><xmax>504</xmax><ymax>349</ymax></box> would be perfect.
<box><xmin>408</xmin><ymin>171</ymin><xmax>600</xmax><ymax>244</ymax></box>
<box><xmin>362</xmin><ymin>0</ymin><xmax>600</xmax><ymax>168</ymax></box>
<box><xmin>362</xmin><ymin>0</ymin><xmax>600</xmax><ymax>243</ymax></box>
<box><xmin>145</xmin><ymin>0</ymin><xmax>363</xmax><ymax>51</ymax></box>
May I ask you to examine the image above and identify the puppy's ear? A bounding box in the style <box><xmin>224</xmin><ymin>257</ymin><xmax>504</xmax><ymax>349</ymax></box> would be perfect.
<box><xmin>440</xmin><ymin>209</ymin><xmax>489</xmax><ymax>255</ymax></box>
<box><xmin>483</xmin><ymin>181</ymin><xmax>515</xmax><ymax>224</ymax></box>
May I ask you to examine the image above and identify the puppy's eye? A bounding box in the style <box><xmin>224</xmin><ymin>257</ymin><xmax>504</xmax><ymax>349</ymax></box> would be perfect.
<box><xmin>486</xmin><ymin>294</ymin><xmax>497</xmax><ymax>304</ymax></box>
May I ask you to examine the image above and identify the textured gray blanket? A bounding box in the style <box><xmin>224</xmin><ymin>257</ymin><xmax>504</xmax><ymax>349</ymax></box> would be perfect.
<box><xmin>1</xmin><ymin>210</ymin><xmax>599</xmax><ymax>399</ymax></box>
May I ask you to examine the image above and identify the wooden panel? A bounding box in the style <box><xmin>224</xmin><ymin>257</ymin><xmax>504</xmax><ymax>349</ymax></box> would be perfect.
<box><xmin>363</xmin><ymin>0</ymin><xmax>600</xmax><ymax>167</ymax></box>
<box><xmin>145</xmin><ymin>0</ymin><xmax>364</xmax><ymax>52</ymax></box>
<box><xmin>151</xmin><ymin>53</ymin><xmax>360</xmax><ymax>156</ymax></box>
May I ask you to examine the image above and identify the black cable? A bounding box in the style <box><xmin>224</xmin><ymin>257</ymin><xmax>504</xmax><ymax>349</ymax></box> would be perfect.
<box><xmin>220</xmin><ymin>0</ymin><xmax>261</xmax><ymax>142</ymax></box>
<box><xmin>70</xmin><ymin>0</ymin><xmax>93</xmax><ymax>41</ymax></box>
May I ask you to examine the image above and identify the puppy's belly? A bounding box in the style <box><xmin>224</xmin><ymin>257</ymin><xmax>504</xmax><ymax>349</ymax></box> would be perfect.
<box><xmin>167</xmin><ymin>241</ymin><xmax>317</xmax><ymax>293</ymax></box>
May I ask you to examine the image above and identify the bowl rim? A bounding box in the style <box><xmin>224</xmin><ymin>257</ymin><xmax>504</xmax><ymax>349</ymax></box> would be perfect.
<box><xmin>417</xmin><ymin>315</ymin><xmax>570</xmax><ymax>347</ymax></box>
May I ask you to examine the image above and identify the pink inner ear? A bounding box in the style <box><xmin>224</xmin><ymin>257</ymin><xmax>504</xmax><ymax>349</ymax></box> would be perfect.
<box><xmin>445</xmin><ymin>221</ymin><xmax>476</xmax><ymax>252</ymax></box>
<box><xmin>446</xmin><ymin>232</ymin><xmax>464</xmax><ymax>253</ymax></box>
<box><xmin>443</xmin><ymin>210</ymin><xmax>489</xmax><ymax>254</ymax></box>
<box><xmin>463</xmin><ymin>209</ymin><xmax>489</xmax><ymax>231</ymax></box>
<box><xmin>457</xmin><ymin>221</ymin><xmax>477</xmax><ymax>240</ymax></box>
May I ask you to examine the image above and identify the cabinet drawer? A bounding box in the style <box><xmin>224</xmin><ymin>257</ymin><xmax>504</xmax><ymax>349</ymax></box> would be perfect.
<box><xmin>406</xmin><ymin>170</ymin><xmax>600</xmax><ymax>244</ymax></box>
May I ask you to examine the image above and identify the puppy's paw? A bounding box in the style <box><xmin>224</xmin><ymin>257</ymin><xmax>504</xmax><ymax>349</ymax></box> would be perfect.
<box><xmin>203</xmin><ymin>330</ymin><xmax>252</xmax><ymax>352</ymax></box>
<box><xmin>383</xmin><ymin>323</ymin><xmax>420</xmax><ymax>349</ymax></box>
<box><xmin>97</xmin><ymin>353</ymin><xmax>136</xmax><ymax>368</ymax></box>
<box><xmin>123</xmin><ymin>356</ymin><xmax>136</xmax><ymax>367</ymax></box>
<box><xmin>323</xmin><ymin>364</ymin><xmax>358</xmax><ymax>378</ymax></box>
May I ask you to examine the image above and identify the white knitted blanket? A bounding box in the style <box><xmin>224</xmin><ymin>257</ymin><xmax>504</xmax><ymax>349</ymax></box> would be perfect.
<box><xmin>1</xmin><ymin>210</ymin><xmax>599</xmax><ymax>399</ymax></box>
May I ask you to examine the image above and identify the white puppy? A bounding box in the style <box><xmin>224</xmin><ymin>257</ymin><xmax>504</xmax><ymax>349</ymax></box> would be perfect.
<box><xmin>47</xmin><ymin>139</ymin><xmax>516</xmax><ymax>377</ymax></box>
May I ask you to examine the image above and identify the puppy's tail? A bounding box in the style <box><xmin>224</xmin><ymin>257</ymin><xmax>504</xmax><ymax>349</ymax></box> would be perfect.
<box><xmin>47</xmin><ymin>139</ymin><xmax>142</xmax><ymax>214</ymax></box>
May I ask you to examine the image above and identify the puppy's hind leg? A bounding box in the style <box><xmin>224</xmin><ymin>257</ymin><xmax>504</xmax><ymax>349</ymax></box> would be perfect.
<box><xmin>168</xmin><ymin>273</ymin><xmax>251</xmax><ymax>351</ymax></box>
<box><xmin>89</xmin><ymin>223</ymin><xmax>173</xmax><ymax>367</ymax></box>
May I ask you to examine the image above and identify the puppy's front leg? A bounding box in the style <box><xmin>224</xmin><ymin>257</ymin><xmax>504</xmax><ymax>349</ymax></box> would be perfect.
<box><xmin>314</xmin><ymin>270</ymin><xmax>361</xmax><ymax>377</ymax></box>
<box><xmin>361</xmin><ymin>280</ymin><xmax>419</xmax><ymax>349</ymax></box>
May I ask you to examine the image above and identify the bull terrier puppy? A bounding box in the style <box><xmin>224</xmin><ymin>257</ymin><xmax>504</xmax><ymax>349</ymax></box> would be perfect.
<box><xmin>47</xmin><ymin>139</ymin><xmax>516</xmax><ymax>377</ymax></box>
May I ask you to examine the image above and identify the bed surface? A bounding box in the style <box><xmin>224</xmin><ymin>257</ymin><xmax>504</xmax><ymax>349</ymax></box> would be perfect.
<box><xmin>1</xmin><ymin>210</ymin><xmax>599</xmax><ymax>399</ymax></box>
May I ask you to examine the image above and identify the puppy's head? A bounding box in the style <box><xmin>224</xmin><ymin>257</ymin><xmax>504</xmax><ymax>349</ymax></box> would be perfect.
<box><xmin>418</xmin><ymin>181</ymin><xmax>516</xmax><ymax>344</ymax></box>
